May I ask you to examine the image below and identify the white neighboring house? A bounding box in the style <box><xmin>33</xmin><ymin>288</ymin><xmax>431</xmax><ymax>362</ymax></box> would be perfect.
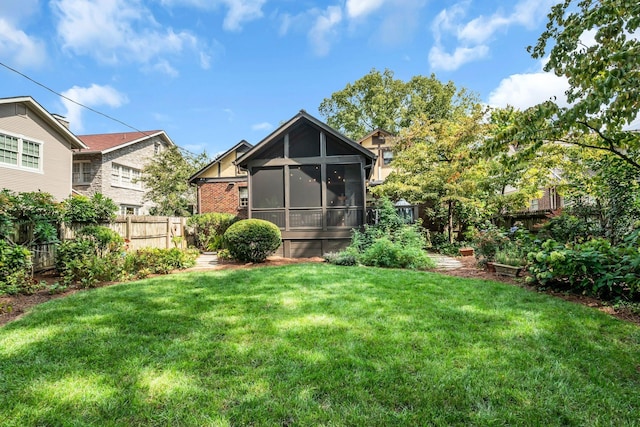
<box><xmin>73</xmin><ymin>130</ymin><xmax>174</xmax><ymax>215</ymax></box>
<box><xmin>0</xmin><ymin>96</ymin><xmax>87</xmax><ymax>201</ymax></box>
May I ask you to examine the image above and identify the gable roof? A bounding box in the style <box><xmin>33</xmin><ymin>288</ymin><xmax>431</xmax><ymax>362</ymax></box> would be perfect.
<box><xmin>0</xmin><ymin>96</ymin><xmax>87</xmax><ymax>150</ymax></box>
<box><xmin>77</xmin><ymin>130</ymin><xmax>174</xmax><ymax>154</ymax></box>
<box><xmin>188</xmin><ymin>140</ymin><xmax>253</xmax><ymax>184</ymax></box>
<box><xmin>236</xmin><ymin>110</ymin><xmax>377</xmax><ymax>168</ymax></box>
<box><xmin>357</xmin><ymin>128</ymin><xmax>394</xmax><ymax>144</ymax></box>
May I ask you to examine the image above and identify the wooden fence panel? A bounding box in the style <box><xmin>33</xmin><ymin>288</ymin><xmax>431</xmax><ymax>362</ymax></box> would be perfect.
<box><xmin>25</xmin><ymin>216</ymin><xmax>188</xmax><ymax>272</ymax></box>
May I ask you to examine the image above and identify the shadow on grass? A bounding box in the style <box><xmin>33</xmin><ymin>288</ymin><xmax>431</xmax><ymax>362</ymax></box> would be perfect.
<box><xmin>1</xmin><ymin>264</ymin><xmax>639</xmax><ymax>426</ymax></box>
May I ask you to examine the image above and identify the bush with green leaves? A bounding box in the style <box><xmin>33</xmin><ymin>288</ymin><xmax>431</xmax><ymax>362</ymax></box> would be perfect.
<box><xmin>56</xmin><ymin>226</ymin><xmax>126</xmax><ymax>287</ymax></box>
<box><xmin>528</xmin><ymin>228</ymin><xmax>640</xmax><ymax>301</ymax></box>
<box><xmin>124</xmin><ymin>247</ymin><xmax>198</xmax><ymax>274</ymax></box>
<box><xmin>223</xmin><ymin>219</ymin><xmax>281</xmax><ymax>263</ymax></box>
<box><xmin>0</xmin><ymin>240</ymin><xmax>39</xmax><ymax>295</ymax></box>
<box><xmin>325</xmin><ymin>197</ymin><xmax>434</xmax><ymax>270</ymax></box>
<box><xmin>187</xmin><ymin>212</ymin><xmax>238</xmax><ymax>251</ymax></box>
<box><xmin>62</xmin><ymin>193</ymin><xmax>118</xmax><ymax>224</ymax></box>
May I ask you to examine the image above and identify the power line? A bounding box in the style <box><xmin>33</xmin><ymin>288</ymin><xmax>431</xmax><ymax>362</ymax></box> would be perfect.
<box><xmin>0</xmin><ymin>60</ymin><xmax>198</xmax><ymax>157</ymax></box>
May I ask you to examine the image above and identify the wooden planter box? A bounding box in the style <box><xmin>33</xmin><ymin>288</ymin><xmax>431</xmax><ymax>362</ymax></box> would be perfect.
<box><xmin>485</xmin><ymin>261</ymin><xmax>496</xmax><ymax>273</ymax></box>
<box><xmin>459</xmin><ymin>248</ymin><xmax>474</xmax><ymax>257</ymax></box>
<box><xmin>493</xmin><ymin>262</ymin><xmax>523</xmax><ymax>277</ymax></box>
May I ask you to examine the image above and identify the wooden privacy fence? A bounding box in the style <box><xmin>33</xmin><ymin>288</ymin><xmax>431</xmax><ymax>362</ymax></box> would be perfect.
<box><xmin>30</xmin><ymin>216</ymin><xmax>187</xmax><ymax>272</ymax></box>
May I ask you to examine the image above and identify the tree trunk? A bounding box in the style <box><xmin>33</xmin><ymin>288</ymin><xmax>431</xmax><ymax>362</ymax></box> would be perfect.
<box><xmin>447</xmin><ymin>200</ymin><xmax>454</xmax><ymax>244</ymax></box>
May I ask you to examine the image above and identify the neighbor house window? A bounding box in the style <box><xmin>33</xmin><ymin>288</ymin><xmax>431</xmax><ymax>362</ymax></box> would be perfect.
<box><xmin>239</xmin><ymin>187</ymin><xmax>248</xmax><ymax>207</ymax></box>
<box><xmin>72</xmin><ymin>161</ymin><xmax>92</xmax><ymax>184</ymax></box>
<box><xmin>120</xmin><ymin>205</ymin><xmax>140</xmax><ymax>215</ymax></box>
<box><xmin>154</xmin><ymin>143</ymin><xmax>163</xmax><ymax>155</ymax></box>
<box><xmin>530</xmin><ymin>199</ymin><xmax>539</xmax><ymax>211</ymax></box>
<box><xmin>0</xmin><ymin>131</ymin><xmax>42</xmax><ymax>171</ymax></box>
<box><xmin>111</xmin><ymin>163</ymin><xmax>142</xmax><ymax>189</ymax></box>
<box><xmin>382</xmin><ymin>150</ymin><xmax>393</xmax><ymax>166</ymax></box>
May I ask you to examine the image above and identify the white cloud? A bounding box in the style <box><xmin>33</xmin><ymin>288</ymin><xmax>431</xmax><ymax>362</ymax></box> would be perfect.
<box><xmin>346</xmin><ymin>0</ymin><xmax>385</xmax><ymax>19</ymax></box>
<box><xmin>61</xmin><ymin>84</ymin><xmax>128</xmax><ymax>133</ymax></box>
<box><xmin>148</xmin><ymin>60</ymin><xmax>179</xmax><ymax>77</ymax></box>
<box><xmin>158</xmin><ymin>0</ymin><xmax>265</xmax><ymax>31</ymax></box>
<box><xmin>51</xmin><ymin>0</ymin><xmax>207</xmax><ymax>74</ymax></box>
<box><xmin>308</xmin><ymin>6</ymin><xmax>342</xmax><ymax>57</ymax></box>
<box><xmin>429</xmin><ymin>44</ymin><xmax>489</xmax><ymax>71</ymax></box>
<box><xmin>251</xmin><ymin>122</ymin><xmax>273</xmax><ymax>131</ymax></box>
<box><xmin>429</xmin><ymin>0</ymin><xmax>557</xmax><ymax>71</ymax></box>
<box><xmin>0</xmin><ymin>18</ymin><xmax>47</xmax><ymax>68</ymax></box>
<box><xmin>488</xmin><ymin>65</ymin><xmax>570</xmax><ymax>110</ymax></box>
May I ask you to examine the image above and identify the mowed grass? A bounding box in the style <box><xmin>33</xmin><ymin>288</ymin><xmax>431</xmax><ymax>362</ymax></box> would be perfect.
<box><xmin>1</xmin><ymin>264</ymin><xmax>639</xmax><ymax>426</ymax></box>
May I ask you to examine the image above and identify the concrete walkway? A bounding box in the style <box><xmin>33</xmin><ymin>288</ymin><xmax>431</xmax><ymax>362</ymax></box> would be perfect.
<box><xmin>193</xmin><ymin>251</ymin><xmax>462</xmax><ymax>270</ymax></box>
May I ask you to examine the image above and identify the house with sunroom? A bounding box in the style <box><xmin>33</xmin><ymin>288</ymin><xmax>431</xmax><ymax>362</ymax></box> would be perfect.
<box><xmin>188</xmin><ymin>140</ymin><xmax>252</xmax><ymax>217</ymax></box>
<box><xmin>234</xmin><ymin>110</ymin><xmax>377</xmax><ymax>258</ymax></box>
<box><xmin>0</xmin><ymin>96</ymin><xmax>87</xmax><ymax>200</ymax></box>
<box><xmin>73</xmin><ymin>130</ymin><xmax>174</xmax><ymax>215</ymax></box>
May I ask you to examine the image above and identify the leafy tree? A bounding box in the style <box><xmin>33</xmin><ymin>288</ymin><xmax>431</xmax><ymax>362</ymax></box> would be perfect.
<box><xmin>372</xmin><ymin>105</ymin><xmax>488</xmax><ymax>243</ymax></box>
<box><xmin>514</xmin><ymin>0</ymin><xmax>640</xmax><ymax>171</ymax></box>
<box><xmin>318</xmin><ymin>68</ymin><xmax>470</xmax><ymax>140</ymax></box>
<box><xmin>481</xmin><ymin>107</ymin><xmax>566</xmax><ymax>215</ymax></box>
<box><xmin>139</xmin><ymin>145</ymin><xmax>209</xmax><ymax>216</ymax></box>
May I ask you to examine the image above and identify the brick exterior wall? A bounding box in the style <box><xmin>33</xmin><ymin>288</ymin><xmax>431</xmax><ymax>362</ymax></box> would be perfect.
<box><xmin>198</xmin><ymin>182</ymin><xmax>248</xmax><ymax>218</ymax></box>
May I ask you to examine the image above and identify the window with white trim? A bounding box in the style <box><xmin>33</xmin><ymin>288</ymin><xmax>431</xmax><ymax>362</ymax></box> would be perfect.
<box><xmin>111</xmin><ymin>163</ymin><xmax>142</xmax><ymax>189</ymax></box>
<box><xmin>120</xmin><ymin>205</ymin><xmax>140</xmax><ymax>215</ymax></box>
<box><xmin>72</xmin><ymin>161</ymin><xmax>92</xmax><ymax>184</ymax></box>
<box><xmin>382</xmin><ymin>150</ymin><xmax>393</xmax><ymax>166</ymax></box>
<box><xmin>0</xmin><ymin>131</ymin><xmax>42</xmax><ymax>171</ymax></box>
<box><xmin>239</xmin><ymin>186</ymin><xmax>248</xmax><ymax>207</ymax></box>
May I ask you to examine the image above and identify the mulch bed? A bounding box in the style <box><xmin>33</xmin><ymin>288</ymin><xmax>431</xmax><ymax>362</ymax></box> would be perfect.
<box><xmin>2</xmin><ymin>256</ymin><xmax>639</xmax><ymax>327</ymax></box>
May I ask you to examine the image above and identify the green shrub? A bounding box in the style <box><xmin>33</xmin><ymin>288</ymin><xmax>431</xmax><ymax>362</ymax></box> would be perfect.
<box><xmin>0</xmin><ymin>241</ymin><xmax>35</xmax><ymax>295</ymax></box>
<box><xmin>323</xmin><ymin>249</ymin><xmax>358</xmax><ymax>266</ymax></box>
<box><xmin>187</xmin><ymin>213</ymin><xmax>238</xmax><ymax>251</ymax></box>
<box><xmin>62</xmin><ymin>193</ymin><xmax>118</xmax><ymax>224</ymax></box>
<box><xmin>528</xmin><ymin>229</ymin><xmax>640</xmax><ymax>301</ymax></box>
<box><xmin>124</xmin><ymin>248</ymin><xmax>199</xmax><ymax>274</ymax></box>
<box><xmin>223</xmin><ymin>219</ymin><xmax>281</xmax><ymax>263</ymax></box>
<box><xmin>358</xmin><ymin>237</ymin><xmax>435</xmax><ymax>269</ymax></box>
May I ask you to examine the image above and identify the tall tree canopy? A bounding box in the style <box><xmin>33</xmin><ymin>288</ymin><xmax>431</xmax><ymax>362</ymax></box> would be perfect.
<box><xmin>139</xmin><ymin>146</ymin><xmax>209</xmax><ymax>216</ymax></box>
<box><xmin>373</xmin><ymin>105</ymin><xmax>488</xmax><ymax>243</ymax></box>
<box><xmin>318</xmin><ymin>68</ymin><xmax>471</xmax><ymax>140</ymax></box>
<box><xmin>511</xmin><ymin>0</ymin><xmax>640</xmax><ymax>171</ymax></box>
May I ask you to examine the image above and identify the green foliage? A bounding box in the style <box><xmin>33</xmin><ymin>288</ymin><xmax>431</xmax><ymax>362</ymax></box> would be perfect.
<box><xmin>0</xmin><ymin>240</ymin><xmax>35</xmax><ymax>295</ymax></box>
<box><xmin>512</xmin><ymin>0</ymin><xmax>640</xmax><ymax>172</ymax></box>
<box><xmin>56</xmin><ymin>227</ymin><xmax>126</xmax><ymax>287</ymax></box>
<box><xmin>472</xmin><ymin>227</ymin><xmax>508</xmax><ymax>263</ymax></box>
<box><xmin>528</xmin><ymin>228</ymin><xmax>640</xmax><ymax>301</ymax></box>
<box><xmin>62</xmin><ymin>193</ymin><xmax>118</xmax><ymax>224</ymax></box>
<box><xmin>1</xmin><ymin>190</ymin><xmax>62</xmax><ymax>244</ymax></box>
<box><xmin>140</xmin><ymin>145</ymin><xmax>210</xmax><ymax>216</ymax></box>
<box><xmin>326</xmin><ymin>197</ymin><xmax>434</xmax><ymax>269</ymax></box>
<box><xmin>187</xmin><ymin>212</ymin><xmax>238</xmax><ymax>251</ymax></box>
<box><xmin>373</xmin><ymin>104</ymin><xmax>489</xmax><ymax>243</ymax></box>
<box><xmin>538</xmin><ymin>212</ymin><xmax>593</xmax><ymax>244</ymax></box>
<box><xmin>323</xmin><ymin>248</ymin><xmax>358</xmax><ymax>266</ymax></box>
<box><xmin>124</xmin><ymin>248</ymin><xmax>199</xmax><ymax>274</ymax></box>
<box><xmin>318</xmin><ymin>68</ymin><xmax>473</xmax><ymax>140</ymax></box>
<box><xmin>223</xmin><ymin>219</ymin><xmax>282</xmax><ymax>263</ymax></box>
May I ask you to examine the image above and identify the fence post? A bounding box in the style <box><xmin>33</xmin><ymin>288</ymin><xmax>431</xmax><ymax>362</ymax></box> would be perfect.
<box><xmin>126</xmin><ymin>216</ymin><xmax>132</xmax><ymax>242</ymax></box>
<box><xmin>181</xmin><ymin>217</ymin><xmax>186</xmax><ymax>249</ymax></box>
<box><xmin>166</xmin><ymin>217</ymin><xmax>171</xmax><ymax>249</ymax></box>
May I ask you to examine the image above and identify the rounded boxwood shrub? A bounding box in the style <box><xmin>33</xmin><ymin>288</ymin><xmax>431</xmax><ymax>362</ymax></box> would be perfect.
<box><xmin>223</xmin><ymin>219</ymin><xmax>281</xmax><ymax>263</ymax></box>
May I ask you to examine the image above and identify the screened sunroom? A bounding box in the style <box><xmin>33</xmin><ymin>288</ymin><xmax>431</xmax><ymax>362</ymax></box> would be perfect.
<box><xmin>236</xmin><ymin>110</ymin><xmax>376</xmax><ymax>257</ymax></box>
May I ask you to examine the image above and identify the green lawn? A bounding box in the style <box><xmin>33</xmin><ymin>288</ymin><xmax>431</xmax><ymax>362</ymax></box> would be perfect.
<box><xmin>1</xmin><ymin>264</ymin><xmax>639</xmax><ymax>426</ymax></box>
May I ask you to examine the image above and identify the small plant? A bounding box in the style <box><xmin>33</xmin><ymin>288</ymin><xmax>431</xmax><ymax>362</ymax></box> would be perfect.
<box><xmin>223</xmin><ymin>219</ymin><xmax>281</xmax><ymax>263</ymax></box>
<box><xmin>472</xmin><ymin>228</ymin><xmax>507</xmax><ymax>264</ymax></box>
<box><xmin>323</xmin><ymin>249</ymin><xmax>358</xmax><ymax>266</ymax></box>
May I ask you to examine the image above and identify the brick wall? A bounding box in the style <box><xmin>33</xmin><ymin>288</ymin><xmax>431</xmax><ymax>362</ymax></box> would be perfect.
<box><xmin>198</xmin><ymin>182</ymin><xmax>248</xmax><ymax>218</ymax></box>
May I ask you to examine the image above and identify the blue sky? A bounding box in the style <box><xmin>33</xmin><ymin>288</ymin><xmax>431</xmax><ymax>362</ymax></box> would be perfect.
<box><xmin>0</xmin><ymin>0</ymin><xmax>573</xmax><ymax>157</ymax></box>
